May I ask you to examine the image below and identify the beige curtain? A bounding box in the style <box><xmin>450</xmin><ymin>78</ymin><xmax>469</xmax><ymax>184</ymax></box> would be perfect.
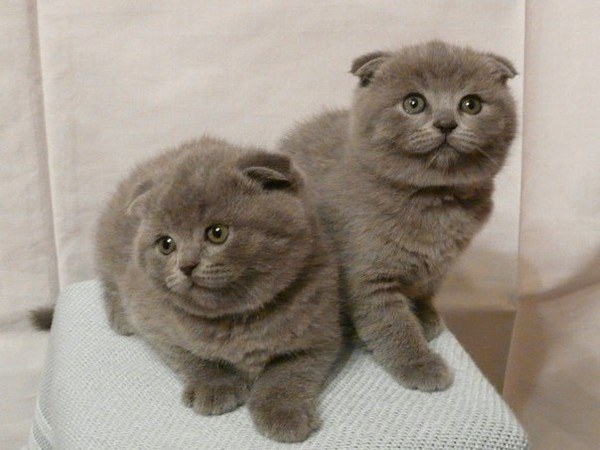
<box><xmin>503</xmin><ymin>1</ymin><xmax>600</xmax><ymax>447</ymax></box>
<box><xmin>1</xmin><ymin>1</ymin><xmax>597</xmax><ymax>449</ymax></box>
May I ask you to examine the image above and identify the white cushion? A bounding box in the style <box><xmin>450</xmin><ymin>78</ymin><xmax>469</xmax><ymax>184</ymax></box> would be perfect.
<box><xmin>26</xmin><ymin>281</ymin><xmax>528</xmax><ymax>449</ymax></box>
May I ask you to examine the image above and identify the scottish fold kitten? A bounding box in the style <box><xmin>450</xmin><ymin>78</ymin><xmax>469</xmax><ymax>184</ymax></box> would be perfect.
<box><xmin>94</xmin><ymin>137</ymin><xmax>342</xmax><ymax>442</ymax></box>
<box><xmin>279</xmin><ymin>41</ymin><xmax>517</xmax><ymax>391</ymax></box>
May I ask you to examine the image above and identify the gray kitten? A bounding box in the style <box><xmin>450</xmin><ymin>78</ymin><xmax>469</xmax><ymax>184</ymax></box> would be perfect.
<box><xmin>279</xmin><ymin>41</ymin><xmax>517</xmax><ymax>391</ymax></box>
<box><xmin>94</xmin><ymin>137</ymin><xmax>341</xmax><ymax>442</ymax></box>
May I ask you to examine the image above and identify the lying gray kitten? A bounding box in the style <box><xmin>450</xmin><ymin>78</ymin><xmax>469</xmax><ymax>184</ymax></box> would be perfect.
<box><xmin>279</xmin><ymin>41</ymin><xmax>517</xmax><ymax>392</ymax></box>
<box><xmin>94</xmin><ymin>137</ymin><xmax>341</xmax><ymax>442</ymax></box>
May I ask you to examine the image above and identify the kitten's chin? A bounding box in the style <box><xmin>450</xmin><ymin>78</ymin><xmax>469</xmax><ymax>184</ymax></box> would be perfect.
<box><xmin>360</xmin><ymin>146</ymin><xmax>497</xmax><ymax>188</ymax></box>
<box><xmin>190</xmin><ymin>276</ymin><xmax>233</xmax><ymax>291</ymax></box>
<box><xmin>166</xmin><ymin>282</ymin><xmax>260</xmax><ymax>319</ymax></box>
<box><xmin>169</xmin><ymin>290</ymin><xmax>244</xmax><ymax>319</ymax></box>
<box><xmin>427</xmin><ymin>145</ymin><xmax>463</xmax><ymax>170</ymax></box>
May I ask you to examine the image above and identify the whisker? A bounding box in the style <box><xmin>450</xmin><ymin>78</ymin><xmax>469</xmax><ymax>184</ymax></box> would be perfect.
<box><xmin>407</xmin><ymin>130</ymin><xmax>432</xmax><ymax>145</ymax></box>
<box><xmin>462</xmin><ymin>137</ymin><xmax>479</xmax><ymax>145</ymax></box>
<box><xmin>424</xmin><ymin>152</ymin><xmax>440</xmax><ymax>171</ymax></box>
<box><xmin>199</xmin><ymin>270</ymin><xmax>233</xmax><ymax>278</ymax></box>
<box><xmin>474</xmin><ymin>148</ymin><xmax>498</xmax><ymax>167</ymax></box>
<box><xmin>166</xmin><ymin>274</ymin><xmax>178</xmax><ymax>283</ymax></box>
<box><xmin>166</xmin><ymin>279</ymin><xmax>181</xmax><ymax>289</ymax></box>
<box><xmin>166</xmin><ymin>273</ymin><xmax>187</xmax><ymax>289</ymax></box>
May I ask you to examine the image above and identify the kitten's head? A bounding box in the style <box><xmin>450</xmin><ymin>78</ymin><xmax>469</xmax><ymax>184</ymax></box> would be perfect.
<box><xmin>128</xmin><ymin>139</ymin><xmax>314</xmax><ymax>319</ymax></box>
<box><xmin>349</xmin><ymin>41</ymin><xmax>517</xmax><ymax>187</ymax></box>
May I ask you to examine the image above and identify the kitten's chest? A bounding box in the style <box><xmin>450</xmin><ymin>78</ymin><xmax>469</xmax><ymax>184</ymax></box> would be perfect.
<box><xmin>395</xmin><ymin>188</ymin><xmax>491</xmax><ymax>245</ymax></box>
<box><xmin>359</xmin><ymin>190</ymin><xmax>491</xmax><ymax>287</ymax></box>
<box><xmin>405</xmin><ymin>199</ymin><xmax>480</xmax><ymax>246</ymax></box>
<box><xmin>178</xmin><ymin>312</ymin><xmax>309</xmax><ymax>377</ymax></box>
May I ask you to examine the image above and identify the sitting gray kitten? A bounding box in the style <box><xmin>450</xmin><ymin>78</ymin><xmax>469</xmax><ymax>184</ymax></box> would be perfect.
<box><xmin>279</xmin><ymin>41</ymin><xmax>517</xmax><ymax>392</ymax></box>
<box><xmin>96</xmin><ymin>137</ymin><xmax>341</xmax><ymax>442</ymax></box>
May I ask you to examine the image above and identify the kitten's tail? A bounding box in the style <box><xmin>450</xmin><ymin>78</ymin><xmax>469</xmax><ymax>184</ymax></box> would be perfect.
<box><xmin>30</xmin><ymin>306</ymin><xmax>55</xmax><ymax>331</ymax></box>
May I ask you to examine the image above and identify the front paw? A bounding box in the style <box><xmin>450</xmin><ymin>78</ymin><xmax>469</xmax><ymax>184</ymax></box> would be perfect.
<box><xmin>108</xmin><ymin>310</ymin><xmax>135</xmax><ymax>336</ymax></box>
<box><xmin>392</xmin><ymin>352</ymin><xmax>453</xmax><ymax>392</ymax></box>
<box><xmin>250</xmin><ymin>400</ymin><xmax>320</xmax><ymax>443</ymax></box>
<box><xmin>182</xmin><ymin>378</ymin><xmax>249</xmax><ymax>415</ymax></box>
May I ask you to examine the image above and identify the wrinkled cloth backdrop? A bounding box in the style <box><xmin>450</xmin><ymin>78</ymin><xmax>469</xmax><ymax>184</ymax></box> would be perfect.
<box><xmin>1</xmin><ymin>1</ymin><xmax>598</xmax><ymax>449</ymax></box>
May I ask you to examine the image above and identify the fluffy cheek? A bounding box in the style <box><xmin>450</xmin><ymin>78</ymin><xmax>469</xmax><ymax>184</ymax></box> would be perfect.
<box><xmin>137</xmin><ymin>244</ymin><xmax>175</xmax><ymax>287</ymax></box>
<box><xmin>354</xmin><ymin>93</ymin><xmax>413</xmax><ymax>150</ymax></box>
<box><xmin>228</xmin><ymin>233</ymin><xmax>297</xmax><ymax>279</ymax></box>
<box><xmin>370</xmin><ymin>109</ymin><xmax>424</xmax><ymax>152</ymax></box>
<box><xmin>187</xmin><ymin>233</ymin><xmax>307</xmax><ymax>315</ymax></box>
<box><xmin>463</xmin><ymin>105</ymin><xmax>513</xmax><ymax>155</ymax></box>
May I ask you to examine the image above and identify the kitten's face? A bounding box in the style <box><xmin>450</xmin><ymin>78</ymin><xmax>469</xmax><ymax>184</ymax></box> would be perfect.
<box><xmin>351</xmin><ymin>41</ymin><xmax>517</xmax><ymax>186</ymax></box>
<box><xmin>131</xmin><ymin>150</ymin><xmax>312</xmax><ymax>319</ymax></box>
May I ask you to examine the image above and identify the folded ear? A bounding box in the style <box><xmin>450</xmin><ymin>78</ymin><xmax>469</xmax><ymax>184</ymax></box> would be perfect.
<box><xmin>126</xmin><ymin>180</ymin><xmax>154</xmax><ymax>217</ymax></box>
<box><xmin>238</xmin><ymin>151</ymin><xmax>302</xmax><ymax>192</ymax></box>
<box><xmin>350</xmin><ymin>51</ymin><xmax>391</xmax><ymax>87</ymax></box>
<box><xmin>486</xmin><ymin>53</ymin><xmax>517</xmax><ymax>83</ymax></box>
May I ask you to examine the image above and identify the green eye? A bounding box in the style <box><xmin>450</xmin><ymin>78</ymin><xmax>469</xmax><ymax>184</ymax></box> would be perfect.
<box><xmin>459</xmin><ymin>95</ymin><xmax>482</xmax><ymax>114</ymax></box>
<box><xmin>403</xmin><ymin>94</ymin><xmax>427</xmax><ymax>114</ymax></box>
<box><xmin>206</xmin><ymin>225</ymin><xmax>229</xmax><ymax>244</ymax></box>
<box><xmin>156</xmin><ymin>236</ymin><xmax>176</xmax><ymax>255</ymax></box>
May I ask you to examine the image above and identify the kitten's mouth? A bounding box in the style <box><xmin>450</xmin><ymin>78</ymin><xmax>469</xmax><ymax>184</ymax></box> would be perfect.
<box><xmin>190</xmin><ymin>277</ymin><xmax>233</xmax><ymax>291</ymax></box>
<box><xmin>417</xmin><ymin>136</ymin><xmax>461</xmax><ymax>155</ymax></box>
<box><xmin>421</xmin><ymin>138</ymin><xmax>465</xmax><ymax>170</ymax></box>
<box><xmin>438</xmin><ymin>135</ymin><xmax>462</xmax><ymax>151</ymax></box>
<box><xmin>432</xmin><ymin>140</ymin><xmax>460</xmax><ymax>154</ymax></box>
<box><xmin>165</xmin><ymin>274</ymin><xmax>232</xmax><ymax>295</ymax></box>
<box><xmin>437</xmin><ymin>143</ymin><xmax>456</xmax><ymax>151</ymax></box>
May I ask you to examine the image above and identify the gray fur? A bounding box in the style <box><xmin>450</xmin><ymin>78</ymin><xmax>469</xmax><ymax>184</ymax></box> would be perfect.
<box><xmin>96</xmin><ymin>136</ymin><xmax>341</xmax><ymax>442</ymax></box>
<box><xmin>279</xmin><ymin>41</ymin><xmax>517</xmax><ymax>392</ymax></box>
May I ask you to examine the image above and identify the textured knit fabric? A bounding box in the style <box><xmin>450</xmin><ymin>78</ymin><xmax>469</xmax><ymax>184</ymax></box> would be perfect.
<box><xmin>26</xmin><ymin>281</ymin><xmax>528</xmax><ymax>450</ymax></box>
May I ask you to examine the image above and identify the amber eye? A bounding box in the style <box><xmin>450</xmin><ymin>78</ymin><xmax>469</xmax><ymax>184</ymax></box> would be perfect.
<box><xmin>206</xmin><ymin>225</ymin><xmax>229</xmax><ymax>244</ymax></box>
<box><xmin>403</xmin><ymin>94</ymin><xmax>427</xmax><ymax>114</ymax></box>
<box><xmin>156</xmin><ymin>236</ymin><xmax>176</xmax><ymax>255</ymax></box>
<box><xmin>459</xmin><ymin>95</ymin><xmax>483</xmax><ymax>114</ymax></box>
